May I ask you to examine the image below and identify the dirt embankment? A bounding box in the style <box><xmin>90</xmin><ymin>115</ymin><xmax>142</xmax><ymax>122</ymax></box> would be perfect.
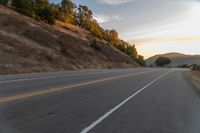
<box><xmin>184</xmin><ymin>71</ymin><xmax>200</xmax><ymax>96</ymax></box>
<box><xmin>0</xmin><ymin>5</ymin><xmax>139</xmax><ymax>74</ymax></box>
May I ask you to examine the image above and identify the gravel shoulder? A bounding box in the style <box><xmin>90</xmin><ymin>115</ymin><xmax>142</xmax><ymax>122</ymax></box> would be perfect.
<box><xmin>184</xmin><ymin>70</ymin><xmax>200</xmax><ymax>96</ymax></box>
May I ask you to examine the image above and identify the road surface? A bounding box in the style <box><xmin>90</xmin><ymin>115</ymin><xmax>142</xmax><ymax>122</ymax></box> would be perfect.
<box><xmin>0</xmin><ymin>68</ymin><xmax>200</xmax><ymax>133</ymax></box>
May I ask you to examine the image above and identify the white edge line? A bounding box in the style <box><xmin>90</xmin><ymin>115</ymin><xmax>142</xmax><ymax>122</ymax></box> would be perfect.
<box><xmin>80</xmin><ymin>71</ymin><xmax>171</xmax><ymax>133</ymax></box>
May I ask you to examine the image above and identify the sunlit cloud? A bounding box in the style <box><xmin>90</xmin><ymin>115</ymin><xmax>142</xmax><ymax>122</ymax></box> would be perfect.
<box><xmin>131</xmin><ymin>36</ymin><xmax>200</xmax><ymax>45</ymax></box>
<box><xmin>129</xmin><ymin>1</ymin><xmax>200</xmax><ymax>58</ymax></box>
<box><xmin>97</xmin><ymin>0</ymin><xmax>131</xmax><ymax>5</ymax></box>
<box><xmin>93</xmin><ymin>15</ymin><xmax>109</xmax><ymax>23</ymax></box>
<box><xmin>93</xmin><ymin>14</ymin><xmax>121</xmax><ymax>23</ymax></box>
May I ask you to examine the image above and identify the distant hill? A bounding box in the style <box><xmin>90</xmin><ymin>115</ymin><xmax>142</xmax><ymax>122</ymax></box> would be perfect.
<box><xmin>146</xmin><ymin>52</ymin><xmax>200</xmax><ymax>67</ymax></box>
<box><xmin>0</xmin><ymin>5</ymin><xmax>139</xmax><ymax>74</ymax></box>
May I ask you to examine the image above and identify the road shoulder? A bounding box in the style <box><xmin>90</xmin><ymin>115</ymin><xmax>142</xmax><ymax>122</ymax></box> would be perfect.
<box><xmin>184</xmin><ymin>70</ymin><xmax>200</xmax><ymax>96</ymax></box>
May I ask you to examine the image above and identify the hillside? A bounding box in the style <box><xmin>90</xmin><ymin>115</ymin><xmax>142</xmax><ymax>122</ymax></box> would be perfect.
<box><xmin>0</xmin><ymin>5</ymin><xmax>139</xmax><ymax>74</ymax></box>
<box><xmin>146</xmin><ymin>52</ymin><xmax>200</xmax><ymax>67</ymax></box>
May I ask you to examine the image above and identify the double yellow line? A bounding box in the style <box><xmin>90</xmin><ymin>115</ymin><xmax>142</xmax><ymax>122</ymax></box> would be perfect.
<box><xmin>0</xmin><ymin>70</ymin><xmax>156</xmax><ymax>104</ymax></box>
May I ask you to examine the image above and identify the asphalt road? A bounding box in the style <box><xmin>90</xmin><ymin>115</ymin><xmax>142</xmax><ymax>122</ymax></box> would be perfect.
<box><xmin>0</xmin><ymin>68</ymin><xmax>200</xmax><ymax>133</ymax></box>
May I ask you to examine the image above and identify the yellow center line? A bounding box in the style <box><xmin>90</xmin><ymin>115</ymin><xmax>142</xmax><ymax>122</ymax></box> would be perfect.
<box><xmin>0</xmin><ymin>70</ymin><xmax>157</xmax><ymax>104</ymax></box>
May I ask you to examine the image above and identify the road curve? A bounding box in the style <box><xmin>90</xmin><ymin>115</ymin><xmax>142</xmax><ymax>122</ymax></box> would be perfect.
<box><xmin>0</xmin><ymin>68</ymin><xmax>200</xmax><ymax>133</ymax></box>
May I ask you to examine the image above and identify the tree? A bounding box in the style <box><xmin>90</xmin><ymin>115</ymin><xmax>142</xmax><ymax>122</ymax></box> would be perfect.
<box><xmin>109</xmin><ymin>29</ymin><xmax>120</xmax><ymax>45</ymax></box>
<box><xmin>136</xmin><ymin>55</ymin><xmax>146</xmax><ymax>66</ymax></box>
<box><xmin>178</xmin><ymin>64</ymin><xmax>188</xmax><ymax>68</ymax></box>
<box><xmin>34</xmin><ymin>0</ymin><xmax>49</xmax><ymax>9</ymax></box>
<box><xmin>190</xmin><ymin>64</ymin><xmax>200</xmax><ymax>71</ymax></box>
<box><xmin>115</xmin><ymin>43</ymin><xmax>126</xmax><ymax>53</ymax></box>
<box><xmin>61</xmin><ymin>0</ymin><xmax>75</xmax><ymax>23</ymax></box>
<box><xmin>155</xmin><ymin>57</ymin><xmax>171</xmax><ymax>67</ymax></box>
<box><xmin>77</xmin><ymin>5</ymin><xmax>93</xmax><ymax>28</ymax></box>
<box><xmin>35</xmin><ymin>6</ymin><xmax>55</xmax><ymax>24</ymax></box>
<box><xmin>0</xmin><ymin>0</ymin><xmax>8</xmax><ymax>5</ymax></box>
<box><xmin>50</xmin><ymin>3</ymin><xmax>62</xmax><ymax>20</ymax></box>
<box><xmin>34</xmin><ymin>0</ymin><xmax>55</xmax><ymax>24</ymax></box>
<box><xmin>89</xmin><ymin>20</ymin><xmax>104</xmax><ymax>39</ymax></box>
<box><xmin>125</xmin><ymin>45</ymin><xmax>138</xmax><ymax>60</ymax></box>
<box><xmin>12</xmin><ymin>0</ymin><xmax>35</xmax><ymax>17</ymax></box>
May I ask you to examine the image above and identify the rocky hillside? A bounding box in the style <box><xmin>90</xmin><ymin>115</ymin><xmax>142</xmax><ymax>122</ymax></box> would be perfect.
<box><xmin>0</xmin><ymin>5</ymin><xmax>139</xmax><ymax>74</ymax></box>
<box><xmin>146</xmin><ymin>52</ymin><xmax>200</xmax><ymax>67</ymax></box>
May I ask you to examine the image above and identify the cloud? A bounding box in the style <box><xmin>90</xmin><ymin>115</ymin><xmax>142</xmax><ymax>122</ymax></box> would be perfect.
<box><xmin>93</xmin><ymin>14</ymin><xmax>121</xmax><ymax>23</ymax></box>
<box><xmin>97</xmin><ymin>0</ymin><xmax>131</xmax><ymax>5</ymax></box>
<box><xmin>93</xmin><ymin>15</ymin><xmax>109</xmax><ymax>23</ymax></box>
<box><xmin>130</xmin><ymin>36</ymin><xmax>200</xmax><ymax>45</ymax></box>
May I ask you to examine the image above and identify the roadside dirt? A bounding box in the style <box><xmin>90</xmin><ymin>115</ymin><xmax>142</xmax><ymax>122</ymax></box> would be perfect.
<box><xmin>184</xmin><ymin>70</ymin><xmax>200</xmax><ymax>96</ymax></box>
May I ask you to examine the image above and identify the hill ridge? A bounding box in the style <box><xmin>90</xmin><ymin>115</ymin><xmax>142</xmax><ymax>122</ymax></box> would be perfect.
<box><xmin>146</xmin><ymin>52</ymin><xmax>200</xmax><ymax>67</ymax></box>
<box><xmin>0</xmin><ymin>5</ymin><xmax>138</xmax><ymax>74</ymax></box>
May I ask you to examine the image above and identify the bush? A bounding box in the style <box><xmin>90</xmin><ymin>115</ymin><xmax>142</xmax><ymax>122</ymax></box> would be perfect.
<box><xmin>125</xmin><ymin>45</ymin><xmax>137</xmax><ymax>60</ymax></box>
<box><xmin>115</xmin><ymin>44</ymin><xmax>126</xmax><ymax>53</ymax></box>
<box><xmin>136</xmin><ymin>55</ymin><xmax>145</xmax><ymax>66</ymax></box>
<box><xmin>36</xmin><ymin>7</ymin><xmax>55</xmax><ymax>24</ymax></box>
<box><xmin>12</xmin><ymin>0</ymin><xmax>35</xmax><ymax>17</ymax></box>
<box><xmin>0</xmin><ymin>0</ymin><xmax>8</xmax><ymax>5</ymax></box>
<box><xmin>190</xmin><ymin>64</ymin><xmax>200</xmax><ymax>71</ymax></box>
<box><xmin>177</xmin><ymin>64</ymin><xmax>188</xmax><ymax>68</ymax></box>
<box><xmin>155</xmin><ymin>57</ymin><xmax>171</xmax><ymax>67</ymax></box>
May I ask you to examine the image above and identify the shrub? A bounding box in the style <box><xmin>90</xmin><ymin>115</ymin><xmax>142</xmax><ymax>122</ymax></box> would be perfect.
<box><xmin>12</xmin><ymin>0</ymin><xmax>35</xmax><ymax>17</ymax></box>
<box><xmin>155</xmin><ymin>57</ymin><xmax>171</xmax><ymax>67</ymax></box>
<box><xmin>0</xmin><ymin>0</ymin><xmax>8</xmax><ymax>5</ymax></box>
<box><xmin>36</xmin><ymin>7</ymin><xmax>55</xmax><ymax>24</ymax></box>
<box><xmin>190</xmin><ymin>64</ymin><xmax>200</xmax><ymax>71</ymax></box>
<box><xmin>136</xmin><ymin>55</ymin><xmax>146</xmax><ymax>66</ymax></box>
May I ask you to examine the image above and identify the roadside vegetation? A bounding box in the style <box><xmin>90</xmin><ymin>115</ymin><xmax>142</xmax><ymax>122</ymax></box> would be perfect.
<box><xmin>177</xmin><ymin>64</ymin><xmax>200</xmax><ymax>71</ymax></box>
<box><xmin>155</xmin><ymin>57</ymin><xmax>171</xmax><ymax>67</ymax></box>
<box><xmin>154</xmin><ymin>56</ymin><xmax>200</xmax><ymax>71</ymax></box>
<box><xmin>190</xmin><ymin>64</ymin><xmax>200</xmax><ymax>71</ymax></box>
<box><xmin>0</xmin><ymin>0</ymin><xmax>145</xmax><ymax>66</ymax></box>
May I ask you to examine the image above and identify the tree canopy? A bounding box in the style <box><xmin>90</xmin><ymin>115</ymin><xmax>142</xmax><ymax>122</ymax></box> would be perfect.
<box><xmin>0</xmin><ymin>0</ymin><xmax>8</xmax><ymax>5</ymax></box>
<box><xmin>155</xmin><ymin>57</ymin><xmax>171</xmax><ymax>67</ymax></box>
<box><xmin>12</xmin><ymin>0</ymin><xmax>35</xmax><ymax>17</ymax></box>
<box><xmin>61</xmin><ymin>0</ymin><xmax>75</xmax><ymax>23</ymax></box>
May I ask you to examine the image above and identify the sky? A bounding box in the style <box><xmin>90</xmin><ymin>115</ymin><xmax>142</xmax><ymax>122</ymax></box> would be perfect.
<box><xmin>51</xmin><ymin>0</ymin><xmax>200</xmax><ymax>58</ymax></box>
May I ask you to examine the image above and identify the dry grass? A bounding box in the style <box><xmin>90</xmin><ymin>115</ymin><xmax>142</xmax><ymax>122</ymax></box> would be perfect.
<box><xmin>0</xmin><ymin>5</ymin><xmax>138</xmax><ymax>74</ymax></box>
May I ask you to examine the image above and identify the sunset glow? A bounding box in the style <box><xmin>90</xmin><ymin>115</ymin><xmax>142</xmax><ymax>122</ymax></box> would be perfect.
<box><xmin>52</xmin><ymin>0</ymin><xmax>200</xmax><ymax>58</ymax></box>
<box><xmin>130</xmin><ymin>1</ymin><xmax>200</xmax><ymax>58</ymax></box>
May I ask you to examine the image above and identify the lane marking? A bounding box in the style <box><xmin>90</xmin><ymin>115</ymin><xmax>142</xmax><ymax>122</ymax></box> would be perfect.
<box><xmin>0</xmin><ymin>71</ymin><xmax>120</xmax><ymax>84</ymax></box>
<box><xmin>0</xmin><ymin>69</ymin><xmax>147</xmax><ymax>84</ymax></box>
<box><xmin>0</xmin><ymin>70</ymin><xmax>156</xmax><ymax>104</ymax></box>
<box><xmin>80</xmin><ymin>71</ymin><xmax>171</xmax><ymax>133</ymax></box>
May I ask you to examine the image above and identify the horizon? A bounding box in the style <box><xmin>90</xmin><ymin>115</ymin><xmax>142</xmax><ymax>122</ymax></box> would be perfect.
<box><xmin>2</xmin><ymin>2</ymin><xmax>200</xmax><ymax>132</ymax></box>
<box><xmin>52</xmin><ymin>0</ymin><xmax>200</xmax><ymax>58</ymax></box>
<box><xmin>145</xmin><ymin>52</ymin><xmax>200</xmax><ymax>59</ymax></box>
